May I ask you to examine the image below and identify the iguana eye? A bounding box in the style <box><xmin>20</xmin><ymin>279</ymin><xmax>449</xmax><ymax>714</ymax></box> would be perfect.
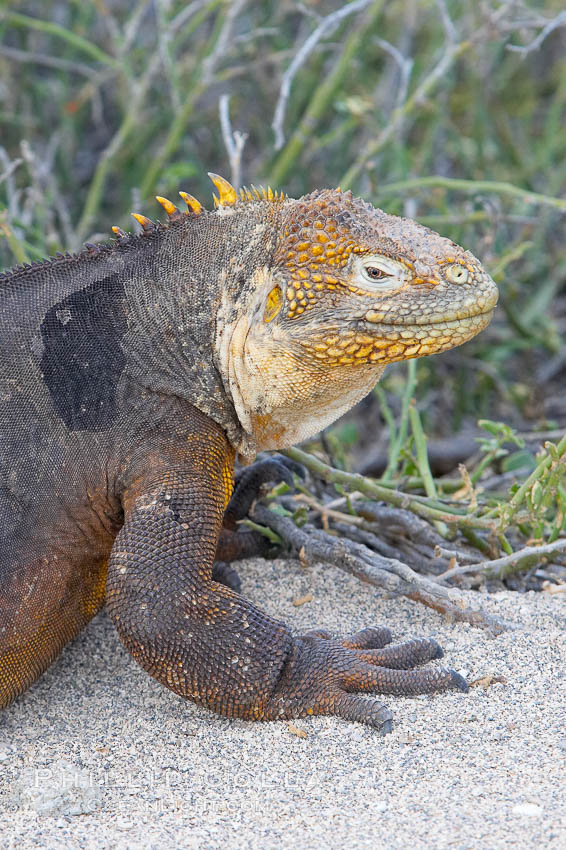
<box><xmin>363</xmin><ymin>266</ymin><xmax>390</xmax><ymax>281</ymax></box>
<box><xmin>356</xmin><ymin>255</ymin><xmax>406</xmax><ymax>291</ymax></box>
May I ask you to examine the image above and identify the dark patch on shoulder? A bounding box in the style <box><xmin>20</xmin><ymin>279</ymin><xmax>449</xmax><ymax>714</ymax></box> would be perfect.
<box><xmin>40</xmin><ymin>273</ymin><xmax>127</xmax><ymax>431</ymax></box>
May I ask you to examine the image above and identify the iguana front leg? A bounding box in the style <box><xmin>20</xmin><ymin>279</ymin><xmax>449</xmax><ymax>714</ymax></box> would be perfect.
<box><xmin>107</xmin><ymin>427</ymin><xmax>466</xmax><ymax>730</ymax></box>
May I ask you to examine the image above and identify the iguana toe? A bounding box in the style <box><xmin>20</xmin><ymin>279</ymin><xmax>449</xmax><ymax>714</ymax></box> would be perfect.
<box><xmin>265</xmin><ymin>629</ymin><xmax>467</xmax><ymax>728</ymax></box>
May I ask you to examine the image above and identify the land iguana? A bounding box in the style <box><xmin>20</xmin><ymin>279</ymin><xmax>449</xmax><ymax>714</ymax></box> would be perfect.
<box><xmin>0</xmin><ymin>175</ymin><xmax>498</xmax><ymax>731</ymax></box>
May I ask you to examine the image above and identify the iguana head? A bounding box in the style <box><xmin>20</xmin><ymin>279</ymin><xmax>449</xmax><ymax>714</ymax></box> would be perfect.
<box><xmin>204</xmin><ymin>176</ymin><xmax>497</xmax><ymax>457</ymax></box>
<box><xmin>136</xmin><ymin>175</ymin><xmax>497</xmax><ymax>460</ymax></box>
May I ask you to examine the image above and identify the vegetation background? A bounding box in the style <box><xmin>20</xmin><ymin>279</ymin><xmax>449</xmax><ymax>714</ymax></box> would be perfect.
<box><xmin>1</xmin><ymin>0</ymin><xmax>565</xmax><ymax>603</ymax></box>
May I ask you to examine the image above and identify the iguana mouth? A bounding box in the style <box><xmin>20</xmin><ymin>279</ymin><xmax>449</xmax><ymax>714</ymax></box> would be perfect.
<box><xmin>378</xmin><ymin>311</ymin><xmax>493</xmax><ymax>358</ymax></box>
<box><xmin>426</xmin><ymin>306</ymin><xmax>496</xmax><ymax>326</ymax></box>
<box><xmin>363</xmin><ymin>299</ymin><xmax>497</xmax><ymax>328</ymax></box>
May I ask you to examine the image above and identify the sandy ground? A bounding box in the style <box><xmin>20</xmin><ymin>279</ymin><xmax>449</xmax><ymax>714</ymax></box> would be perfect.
<box><xmin>0</xmin><ymin>556</ymin><xmax>564</xmax><ymax>850</ymax></box>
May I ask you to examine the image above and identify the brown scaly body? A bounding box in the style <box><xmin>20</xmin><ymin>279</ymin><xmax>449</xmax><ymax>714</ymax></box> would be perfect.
<box><xmin>0</xmin><ymin>174</ymin><xmax>497</xmax><ymax>730</ymax></box>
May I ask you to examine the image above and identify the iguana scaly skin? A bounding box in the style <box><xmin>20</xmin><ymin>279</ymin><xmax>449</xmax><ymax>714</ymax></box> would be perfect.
<box><xmin>0</xmin><ymin>175</ymin><xmax>497</xmax><ymax>730</ymax></box>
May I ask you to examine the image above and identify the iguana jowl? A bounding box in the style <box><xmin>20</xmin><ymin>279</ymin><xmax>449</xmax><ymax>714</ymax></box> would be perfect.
<box><xmin>0</xmin><ymin>175</ymin><xmax>497</xmax><ymax>730</ymax></box>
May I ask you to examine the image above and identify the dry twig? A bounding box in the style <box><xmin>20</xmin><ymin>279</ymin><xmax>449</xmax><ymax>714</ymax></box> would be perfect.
<box><xmin>219</xmin><ymin>95</ymin><xmax>247</xmax><ymax>189</ymax></box>
<box><xmin>272</xmin><ymin>0</ymin><xmax>374</xmax><ymax>150</ymax></box>
<box><xmin>253</xmin><ymin>506</ymin><xmax>508</xmax><ymax>634</ymax></box>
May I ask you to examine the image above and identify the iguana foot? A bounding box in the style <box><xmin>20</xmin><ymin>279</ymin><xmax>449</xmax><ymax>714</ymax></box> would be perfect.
<box><xmin>214</xmin><ymin>455</ymin><xmax>304</xmax><ymax>583</ymax></box>
<box><xmin>223</xmin><ymin>455</ymin><xmax>303</xmax><ymax>529</ymax></box>
<box><xmin>266</xmin><ymin>627</ymin><xmax>468</xmax><ymax>732</ymax></box>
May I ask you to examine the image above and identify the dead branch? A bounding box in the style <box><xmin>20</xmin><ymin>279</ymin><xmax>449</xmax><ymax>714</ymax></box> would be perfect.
<box><xmin>252</xmin><ymin>505</ymin><xmax>509</xmax><ymax>634</ymax></box>
<box><xmin>272</xmin><ymin>0</ymin><xmax>374</xmax><ymax>150</ymax></box>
